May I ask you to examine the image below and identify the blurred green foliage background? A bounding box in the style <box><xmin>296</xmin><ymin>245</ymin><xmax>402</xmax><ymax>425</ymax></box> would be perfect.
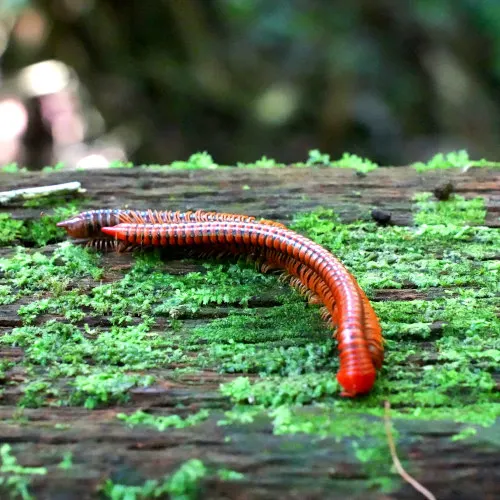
<box><xmin>2</xmin><ymin>0</ymin><xmax>500</xmax><ymax>168</ymax></box>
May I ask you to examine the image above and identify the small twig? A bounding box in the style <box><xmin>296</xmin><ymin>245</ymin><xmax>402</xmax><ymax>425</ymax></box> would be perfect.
<box><xmin>384</xmin><ymin>400</ymin><xmax>437</xmax><ymax>500</ymax></box>
<box><xmin>0</xmin><ymin>182</ymin><xmax>85</xmax><ymax>205</ymax></box>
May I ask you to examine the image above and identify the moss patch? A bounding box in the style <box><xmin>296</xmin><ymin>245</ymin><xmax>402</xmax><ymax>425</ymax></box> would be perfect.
<box><xmin>412</xmin><ymin>149</ymin><xmax>500</xmax><ymax>172</ymax></box>
<box><xmin>117</xmin><ymin>409</ymin><xmax>210</xmax><ymax>431</ymax></box>
<box><xmin>100</xmin><ymin>458</ymin><xmax>208</xmax><ymax>500</ymax></box>
<box><xmin>0</xmin><ymin>204</ymin><xmax>82</xmax><ymax>247</ymax></box>
<box><xmin>413</xmin><ymin>192</ymin><xmax>486</xmax><ymax>225</ymax></box>
<box><xmin>57</xmin><ymin>149</ymin><xmax>379</xmax><ymax>173</ymax></box>
<box><xmin>0</xmin><ymin>444</ymin><xmax>47</xmax><ymax>500</ymax></box>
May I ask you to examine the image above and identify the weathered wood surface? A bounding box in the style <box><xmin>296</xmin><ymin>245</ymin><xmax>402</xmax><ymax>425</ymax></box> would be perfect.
<box><xmin>2</xmin><ymin>166</ymin><xmax>499</xmax><ymax>226</ymax></box>
<box><xmin>0</xmin><ymin>166</ymin><xmax>499</xmax><ymax>500</ymax></box>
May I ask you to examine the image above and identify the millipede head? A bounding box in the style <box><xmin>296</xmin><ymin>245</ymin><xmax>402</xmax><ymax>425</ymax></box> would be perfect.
<box><xmin>57</xmin><ymin>215</ymin><xmax>89</xmax><ymax>238</ymax></box>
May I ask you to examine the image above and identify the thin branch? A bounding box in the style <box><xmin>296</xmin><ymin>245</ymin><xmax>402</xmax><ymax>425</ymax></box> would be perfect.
<box><xmin>384</xmin><ymin>400</ymin><xmax>437</xmax><ymax>500</ymax></box>
<box><xmin>0</xmin><ymin>181</ymin><xmax>85</xmax><ymax>205</ymax></box>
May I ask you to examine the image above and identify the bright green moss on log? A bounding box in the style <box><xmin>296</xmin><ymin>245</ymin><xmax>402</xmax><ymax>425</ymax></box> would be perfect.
<box><xmin>0</xmin><ymin>204</ymin><xmax>81</xmax><ymax>247</ymax></box>
<box><xmin>0</xmin><ymin>203</ymin><xmax>497</xmax><ymax>422</ymax></box>
<box><xmin>413</xmin><ymin>192</ymin><xmax>487</xmax><ymax>226</ymax></box>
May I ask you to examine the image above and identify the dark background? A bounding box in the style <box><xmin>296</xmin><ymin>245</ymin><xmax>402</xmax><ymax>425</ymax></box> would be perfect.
<box><xmin>2</xmin><ymin>0</ymin><xmax>500</xmax><ymax>169</ymax></box>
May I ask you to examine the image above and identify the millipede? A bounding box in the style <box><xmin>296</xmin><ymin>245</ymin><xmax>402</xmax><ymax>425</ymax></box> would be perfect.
<box><xmin>57</xmin><ymin>208</ymin><xmax>286</xmax><ymax>243</ymax></box>
<box><xmin>57</xmin><ymin>209</ymin><xmax>383</xmax><ymax>396</ymax></box>
<box><xmin>98</xmin><ymin>220</ymin><xmax>380</xmax><ymax>397</ymax></box>
<box><xmin>58</xmin><ymin>209</ymin><xmax>383</xmax><ymax>368</ymax></box>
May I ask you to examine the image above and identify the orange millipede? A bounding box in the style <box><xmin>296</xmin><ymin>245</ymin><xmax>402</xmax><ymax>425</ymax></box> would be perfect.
<box><xmin>58</xmin><ymin>209</ymin><xmax>383</xmax><ymax>388</ymax></box>
<box><xmin>101</xmin><ymin>221</ymin><xmax>378</xmax><ymax>397</ymax></box>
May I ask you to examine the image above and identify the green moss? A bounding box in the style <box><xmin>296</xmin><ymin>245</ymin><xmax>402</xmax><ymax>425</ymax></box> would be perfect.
<box><xmin>270</xmin><ymin>405</ymin><xmax>378</xmax><ymax>438</ymax></box>
<box><xmin>109</xmin><ymin>160</ymin><xmax>134</xmax><ymax>169</ymax></box>
<box><xmin>329</xmin><ymin>152</ymin><xmax>378</xmax><ymax>172</ymax></box>
<box><xmin>0</xmin><ymin>214</ymin><xmax>25</xmax><ymax>246</ymax></box>
<box><xmin>1</xmin><ymin>245</ymin><xmax>296</xmax><ymax>409</ymax></box>
<box><xmin>205</xmin><ymin>207</ymin><xmax>499</xmax><ymax>445</ymax></box>
<box><xmin>413</xmin><ymin>193</ymin><xmax>486</xmax><ymax>226</ymax></box>
<box><xmin>101</xmin><ymin>458</ymin><xmax>207</xmax><ymax>500</ymax></box>
<box><xmin>412</xmin><ymin>149</ymin><xmax>500</xmax><ymax>172</ymax></box>
<box><xmin>0</xmin><ymin>444</ymin><xmax>47</xmax><ymax>500</ymax></box>
<box><xmin>216</xmin><ymin>469</ymin><xmax>245</xmax><ymax>481</ymax></box>
<box><xmin>89</xmin><ymin>254</ymin><xmax>275</xmax><ymax>323</ymax></box>
<box><xmin>0</xmin><ymin>163</ymin><xmax>27</xmax><ymax>174</ymax></box>
<box><xmin>193</xmin><ymin>299</ymin><xmax>327</xmax><ymax>343</ymax></box>
<box><xmin>0</xmin><ymin>204</ymin><xmax>82</xmax><ymax>247</ymax></box>
<box><xmin>0</xmin><ymin>244</ymin><xmax>102</xmax><ymax>301</ymax></box>
<box><xmin>300</xmin><ymin>150</ymin><xmax>379</xmax><ymax>172</ymax></box>
<box><xmin>57</xmin><ymin>452</ymin><xmax>73</xmax><ymax>470</ymax></box>
<box><xmin>70</xmin><ymin>372</ymin><xmax>155</xmax><ymax>409</ymax></box>
<box><xmin>290</xmin><ymin>209</ymin><xmax>499</xmax><ymax>293</ymax></box>
<box><xmin>117</xmin><ymin>409</ymin><xmax>210</xmax><ymax>431</ymax></box>
<box><xmin>18</xmin><ymin>380</ymin><xmax>59</xmax><ymax>408</ymax></box>
<box><xmin>237</xmin><ymin>155</ymin><xmax>286</xmax><ymax>168</ymax></box>
<box><xmin>220</xmin><ymin>373</ymin><xmax>339</xmax><ymax>407</ymax></box>
<box><xmin>450</xmin><ymin>426</ymin><xmax>478</xmax><ymax>442</ymax></box>
<box><xmin>27</xmin><ymin>204</ymin><xmax>83</xmax><ymax>246</ymax></box>
<box><xmin>144</xmin><ymin>151</ymin><xmax>220</xmax><ymax>170</ymax></box>
<box><xmin>40</xmin><ymin>162</ymin><xmax>65</xmax><ymax>173</ymax></box>
<box><xmin>22</xmin><ymin>194</ymin><xmax>76</xmax><ymax>209</ymax></box>
<box><xmin>1</xmin><ymin>191</ymin><xmax>498</xmax><ymax>465</ymax></box>
<box><xmin>204</xmin><ymin>337</ymin><xmax>337</xmax><ymax>377</ymax></box>
<box><xmin>126</xmin><ymin>149</ymin><xmax>380</xmax><ymax>171</ymax></box>
<box><xmin>217</xmin><ymin>405</ymin><xmax>261</xmax><ymax>426</ymax></box>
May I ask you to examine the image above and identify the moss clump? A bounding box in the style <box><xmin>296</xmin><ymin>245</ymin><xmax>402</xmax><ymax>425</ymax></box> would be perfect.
<box><xmin>0</xmin><ymin>244</ymin><xmax>294</xmax><ymax>409</ymax></box>
<box><xmin>0</xmin><ymin>214</ymin><xmax>25</xmax><ymax>246</ymax></box>
<box><xmin>204</xmin><ymin>338</ymin><xmax>337</xmax><ymax>377</ymax></box>
<box><xmin>237</xmin><ymin>155</ymin><xmax>286</xmax><ymax>168</ymax></box>
<box><xmin>143</xmin><ymin>151</ymin><xmax>220</xmax><ymax>170</ymax></box>
<box><xmin>0</xmin><ymin>444</ymin><xmax>47</xmax><ymax>500</ymax></box>
<box><xmin>220</xmin><ymin>373</ymin><xmax>339</xmax><ymax>407</ymax></box>
<box><xmin>290</xmin><ymin>208</ymin><xmax>499</xmax><ymax>293</ymax></box>
<box><xmin>107</xmin><ymin>149</ymin><xmax>379</xmax><ymax>172</ymax></box>
<box><xmin>412</xmin><ymin>149</ymin><xmax>500</xmax><ymax>172</ymax></box>
<box><xmin>100</xmin><ymin>458</ymin><xmax>207</xmax><ymax>500</ymax></box>
<box><xmin>323</xmin><ymin>151</ymin><xmax>378</xmax><ymax>172</ymax></box>
<box><xmin>0</xmin><ymin>244</ymin><xmax>102</xmax><ymax>303</ymax></box>
<box><xmin>70</xmin><ymin>372</ymin><xmax>155</xmax><ymax>409</ymax></box>
<box><xmin>413</xmin><ymin>192</ymin><xmax>486</xmax><ymax>226</ymax></box>
<box><xmin>0</xmin><ymin>204</ymin><xmax>82</xmax><ymax>247</ymax></box>
<box><xmin>0</xmin><ymin>163</ymin><xmax>27</xmax><ymax>173</ymax></box>
<box><xmin>117</xmin><ymin>409</ymin><xmax>210</xmax><ymax>431</ymax></box>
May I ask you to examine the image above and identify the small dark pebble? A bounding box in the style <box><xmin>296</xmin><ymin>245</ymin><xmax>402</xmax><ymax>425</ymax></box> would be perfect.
<box><xmin>433</xmin><ymin>181</ymin><xmax>455</xmax><ymax>201</ymax></box>
<box><xmin>371</xmin><ymin>208</ymin><xmax>392</xmax><ymax>225</ymax></box>
<box><xmin>137</xmin><ymin>178</ymin><xmax>153</xmax><ymax>190</ymax></box>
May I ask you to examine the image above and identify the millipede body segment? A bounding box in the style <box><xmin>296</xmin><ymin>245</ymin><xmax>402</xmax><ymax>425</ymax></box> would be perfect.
<box><xmin>101</xmin><ymin>221</ymin><xmax>379</xmax><ymax>396</ymax></box>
